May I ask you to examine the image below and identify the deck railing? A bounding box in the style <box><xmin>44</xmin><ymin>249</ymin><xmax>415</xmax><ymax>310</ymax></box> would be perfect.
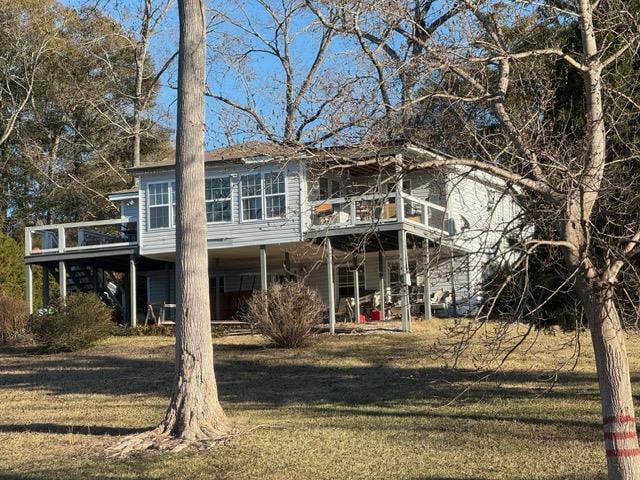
<box><xmin>309</xmin><ymin>192</ymin><xmax>448</xmax><ymax>234</ymax></box>
<box><xmin>25</xmin><ymin>217</ymin><xmax>138</xmax><ymax>256</ymax></box>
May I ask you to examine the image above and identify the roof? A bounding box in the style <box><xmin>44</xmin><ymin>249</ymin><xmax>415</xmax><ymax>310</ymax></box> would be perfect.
<box><xmin>126</xmin><ymin>139</ymin><xmax>459</xmax><ymax>176</ymax></box>
<box><xmin>129</xmin><ymin>141</ymin><xmax>306</xmax><ymax>173</ymax></box>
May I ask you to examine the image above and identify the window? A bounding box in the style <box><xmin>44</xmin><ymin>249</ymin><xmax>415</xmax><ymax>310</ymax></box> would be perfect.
<box><xmin>337</xmin><ymin>265</ymin><xmax>365</xmax><ymax>298</ymax></box>
<box><xmin>148</xmin><ymin>183</ymin><xmax>170</xmax><ymax>229</ymax></box>
<box><xmin>241</xmin><ymin>173</ymin><xmax>262</xmax><ymax>220</ymax></box>
<box><xmin>241</xmin><ymin>171</ymin><xmax>287</xmax><ymax>221</ymax></box>
<box><xmin>264</xmin><ymin>172</ymin><xmax>286</xmax><ymax>219</ymax></box>
<box><xmin>319</xmin><ymin>177</ymin><xmax>341</xmax><ymax>199</ymax></box>
<box><xmin>205</xmin><ymin>177</ymin><xmax>231</xmax><ymax>223</ymax></box>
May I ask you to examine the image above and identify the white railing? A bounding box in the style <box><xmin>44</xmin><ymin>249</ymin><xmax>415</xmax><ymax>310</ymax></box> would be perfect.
<box><xmin>25</xmin><ymin>217</ymin><xmax>138</xmax><ymax>256</ymax></box>
<box><xmin>309</xmin><ymin>192</ymin><xmax>449</xmax><ymax>234</ymax></box>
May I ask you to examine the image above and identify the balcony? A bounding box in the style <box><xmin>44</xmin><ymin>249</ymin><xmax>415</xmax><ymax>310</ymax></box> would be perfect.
<box><xmin>25</xmin><ymin>217</ymin><xmax>138</xmax><ymax>257</ymax></box>
<box><xmin>309</xmin><ymin>192</ymin><xmax>448</xmax><ymax>234</ymax></box>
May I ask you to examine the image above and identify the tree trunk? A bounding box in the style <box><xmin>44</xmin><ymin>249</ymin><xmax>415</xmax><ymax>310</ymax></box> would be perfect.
<box><xmin>580</xmin><ymin>284</ymin><xmax>640</xmax><ymax>479</ymax></box>
<box><xmin>159</xmin><ymin>0</ymin><xmax>230</xmax><ymax>441</ymax></box>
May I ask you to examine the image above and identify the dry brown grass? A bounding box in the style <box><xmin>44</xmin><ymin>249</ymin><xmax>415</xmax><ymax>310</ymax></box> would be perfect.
<box><xmin>1</xmin><ymin>319</ymin><xmax>637</xmax><ymax>479</ymax></box>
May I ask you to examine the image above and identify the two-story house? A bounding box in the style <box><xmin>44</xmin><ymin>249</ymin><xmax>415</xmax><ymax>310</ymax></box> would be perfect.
<box><xmin>24</xmin><ymin>141</ymin><xmax>519</xmax><ymax>332</ymax></box>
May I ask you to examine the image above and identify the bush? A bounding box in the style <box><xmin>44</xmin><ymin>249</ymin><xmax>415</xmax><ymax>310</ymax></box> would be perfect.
<box><xmin>0</xmin><ymin>293</ymin><xmax>29</xmax><ymax>345</ymax></box>
<box><xmin>30</xmin><ymin>292</ymin><xmax>113</xmax><ymax>353</ymax></box>
<box><xmin>244</xmin><ymin>282</ymin><xmax>323</xmax><ymax>348</ymax></box>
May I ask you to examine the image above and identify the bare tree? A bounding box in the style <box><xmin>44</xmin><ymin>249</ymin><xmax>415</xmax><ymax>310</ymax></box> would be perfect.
<box><xmin>0</xmin><ymin>0</ymin><xmax>52</xmax><ymax>148</ymax></box>
<box><xmin>324</xmin><ymin>0</ymin><xmax>640</xmax><ymax>477</ymax></box>
<box><xmin>206</xmin><ymin>0</ymin><xmax>370</xmax><ymax>145</ymax></box>
<box><xmin>111</xmin><ymin>0</ymin><xmax>231</xmax><ymax>453</ymax></box>
<box><xmin>158</xmin><ymin>0</ymin><xmax>231</xmax><ymax>444</ymax></box>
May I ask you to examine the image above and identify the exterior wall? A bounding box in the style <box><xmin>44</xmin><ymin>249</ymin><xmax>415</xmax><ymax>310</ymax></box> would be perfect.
<box><xmin>446</xmin><ymin>168</ymin><xmax>521</xmax><ymax>314</ymax></box>
<box><xmin>137</xmin><ymin>161</ymin><xmax>304</xmax><ymax>255</ymax></box>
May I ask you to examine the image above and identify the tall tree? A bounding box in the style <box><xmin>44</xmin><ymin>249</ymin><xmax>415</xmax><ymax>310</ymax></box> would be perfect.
<box><xmin>158</xmin><ymin>0</ymin><xmax>231</xmax><ymax>443</ymax></box>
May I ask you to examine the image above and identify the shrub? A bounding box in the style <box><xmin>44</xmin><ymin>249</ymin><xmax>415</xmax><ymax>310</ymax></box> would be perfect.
<box><xmin>30</xmin><ymin>292</ymin><xmax>113</xmax><ymax>353</ymax></box>
<box><xmin>0</xmin><ymin>293</ymin><xmax>29</xmax><ymax>345</ymax></box>
<box><xmin>244</xmin><ymin>282</ymin><xmax>323</xmax><ymax>348</ymax></box>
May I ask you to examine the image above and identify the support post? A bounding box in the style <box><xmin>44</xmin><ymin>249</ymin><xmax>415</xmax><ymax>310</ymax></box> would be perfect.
<box><xmin>395</xmin><ymin>154</ymin><xmax>405</xmax><ymax>222</ymax></box>
<box><xmin>26</xmin><ymin>264</ymin><xmax>33</xmax><ymax>315</ymax></box>
<box><xmin>423</xmin><ymin>242</ymin><xmax>432</xmax><ymax>321</ymax></box>
<box><xmin>214</xmin><ymin>257</ymin><xmax>221</xmax><ymax>321</ymax></box>
<box><xmin>352</xmin><ymin>252</ymin><xmax>360</xmax><ymax>323</ymax></box>
<box><xmin>58</xmin><ymin>260</ymin><xmax>67</xmax><ymax>301</ymax></box>
<box><xmin>260</xmin><ymin>245</ymin><xmax>268</xmax><ymax>291</ymax></box>
<box><xmin>326</xmin><ymin>238</ymin><xmax>336</xmax><ymax>335</ymax></box>
<box><xmin>129</xmin><ymin>255</ymin><xmax>137</xmax><ymax>327</ymax></box>
<box><xmin>42</xmin><ymin>265</ymin><xmax>50</xmax><ymax>308</ymax></box>
<box><xmin>378</xmin><ymin>250</ymin><xmax>385</xmax><ymax>321</ymax></box>
<box><xmin>398</xmin><ymin>229</ymin><xmax>410</xmax><ymax>332</ymax></box>
<box><xmin>450</xmin><ymin>254</ymin><xmax>458</xmax><ymax>317</ymax></box>
<box><xmin>284</xmin><ymin>252</ymin><xmax>293</xmax><ymax>280</ymax></box>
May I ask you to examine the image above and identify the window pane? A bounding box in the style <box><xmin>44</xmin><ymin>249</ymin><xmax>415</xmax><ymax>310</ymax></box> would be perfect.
<box><xmin>149</xmin><ymin>183</ymin><xmax>169</xmax><ymax>206</ymax></box>
<box><xmin>205</xmin><ymin>177</ymin><xmax>230</xmax><ymax>200</ymax></box>
<box><xmin>241</xmin><ymin>174</ymin><xmax>261</xmax><ymax>196</ymax></box>
<box><xmin>266</xmin><ymin>194</ymin><xmax>286</xmax><ymax>218</ymax></box>
<box><xmin>149</xmin><ymin>206</ymin><xmax>169</xmax><ymax>229</ymax></box>
<box><xmin>242</xmin><ymin>197</ymin><xmax>262</xmax><ymax>220</ymax></box>
<box><xmin>207</xmin><ymin>200</ymin><xmax>231</xmax><ymax>223</ymax></box>
<box><xmin>265</xmin><ymin>172</ymin><xmax>285</xmax><ymax>195</ymax></box>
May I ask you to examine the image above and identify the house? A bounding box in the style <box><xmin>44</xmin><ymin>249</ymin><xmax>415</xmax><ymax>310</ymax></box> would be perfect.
<box><xmin>23</xmin><ymin>141</ymin><xmax>519</xmax><ymax>332</ymax></box>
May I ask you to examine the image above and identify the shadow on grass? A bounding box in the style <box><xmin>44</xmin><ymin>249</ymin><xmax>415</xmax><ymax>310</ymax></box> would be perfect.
<box><xmin>0</xmin><ymin>339</ymin><xmax>611</xmax><ymax>441</ymax></box>
<box><xmin>0</xmin><ymin>423</ymin><xmax>147</xmax><ymax>436</ymax></box>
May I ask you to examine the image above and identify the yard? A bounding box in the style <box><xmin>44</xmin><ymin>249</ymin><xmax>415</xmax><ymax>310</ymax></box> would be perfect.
<box><xmin>1</xmin><ymin>320</ymin><xmax>636</xmax><ymax>480</ymax></box>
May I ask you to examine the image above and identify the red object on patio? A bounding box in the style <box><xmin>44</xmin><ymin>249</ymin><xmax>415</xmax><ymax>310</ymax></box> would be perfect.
<box><xmin>358</xmin><ymin>313</ymin><xmax>366</xmax><ymax>323</ymax></box>
<box><xmin>369</xmin><ymin>309</ymin><xmax>382</xmax><ymax>321</ymax></box>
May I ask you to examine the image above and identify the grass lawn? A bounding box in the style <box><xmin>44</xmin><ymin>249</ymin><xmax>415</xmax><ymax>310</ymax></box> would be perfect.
<box><xmin>1</xmin><ymin>320</ymin><xmax>637</xmax><ymax>480</ymax></box>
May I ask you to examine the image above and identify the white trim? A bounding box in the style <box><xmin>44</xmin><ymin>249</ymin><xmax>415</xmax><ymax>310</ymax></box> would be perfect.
<box><xmin>146</xmin><ymin>180</ymin><xmax>175</xmax><ymax>231</ymax></box>
<box><xmin>239</xmin><ymin>169</ymin><xmax>289</xmax><ymax>222</ymax></box>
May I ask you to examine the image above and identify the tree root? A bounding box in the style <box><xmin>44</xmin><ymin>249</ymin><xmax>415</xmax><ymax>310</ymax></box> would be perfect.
<box><xmin>107</xmin><ymin>425</ymin><xmax>240</xmax><ymax>458</ymax></box>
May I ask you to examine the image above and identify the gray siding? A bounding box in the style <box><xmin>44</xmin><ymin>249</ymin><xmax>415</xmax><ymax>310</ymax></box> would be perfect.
<box><xmin>138</xmin><ymin>161</ymin><xmax>304</xmax><ymax>255</ymax></box>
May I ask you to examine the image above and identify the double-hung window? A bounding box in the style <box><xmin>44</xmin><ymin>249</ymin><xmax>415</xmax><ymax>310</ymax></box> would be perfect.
<box><xmin>240</xmin><ymin>171</ymin><xmax>287</xmax><ymax>221</ymax></box>
<box><xmin>148</xmin><ymin>182</ymin><xmax>171</xmax><ymax>229</ymax></box>
<box><xmin>241</xmin><ymin>173</ymin><xmax>263</xmax><ymax>220</ymax></box>
<box><xmin>264</xmin><ymin>172</ymin><xmax>286</xmax><ymax>219</ymax></box>
<box><xmin>205</xmin><ymin>177</ymin><xmax>231</xmax><ymax>223</ymax></box>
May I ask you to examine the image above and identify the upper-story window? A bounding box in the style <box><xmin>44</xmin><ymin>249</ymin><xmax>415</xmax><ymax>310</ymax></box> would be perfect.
<box><xmin>205</xmin><ymin>177</ymin><xmax>232</xmax><ymax>223</ymax></box>
<box><xmin>241</xmin><ymin>173</ymin><xmax>262</xmax><ymax>220</ymax></box>
<box><xmin>148</xmin><ymin>181</ymin><xmax>176</xmax><ymax>229</ymax></box>
<box><xmin>241</xmin><ymin>171</ymin><xmax>287</xmax><ymax>221</ymax></box>
<box><xmin>264</xmin><ymin>172</ymin><xmax>286</xmax><ymax>219</ymax></box>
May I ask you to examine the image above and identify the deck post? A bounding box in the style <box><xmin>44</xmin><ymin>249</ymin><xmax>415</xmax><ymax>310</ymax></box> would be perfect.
<box><xmin>129</xmin><ymin>255</ymin><xmax>137</xmax><ymax>327</ymax></box>
<box><xmin>398</xmin><ymin>229</ymin><xmax>410</xmax><ymax>332</ymax></box>
<box><xmin>423</xmin><ymin>242</ymin><xmax>432</xmax><ymax>321</ymax></box>
<box><xmin>260</xmin><ymin>245</ymin><xmax>268</xmax><ymax>291</ymax></box>
<box><xmin>214</xmin><ymin>257</ymin><xmax>221</xmax><ymax>320</ymax></box>
<box><xmin>352</xmin><ymin>252</ymin><xmax>360</xmax><ymax>323</ymax></box>
<box><xmin>58</xmin><ymin>260</ymin><xmax>67</xmax><ymax>301</ymax></box>
<box><xmin>42</xmin><ymin>265</ymin><xmax>50</xmax><ymax>308</ymax></box>
<box><xmin>284</xmin><ymin>252</ymin><xmax>293</xmax><ymax>280</ymax></box>
<box><xmin>378</xmin><ymin>250</ymin><xmax>385</xmax><ymax>321</ymax></box>
<box><xmin>395</xmin><ymin>154</ymin><xmax>405</xmax><ymax>222</ymax></box>
<box><xmin>450</xmin><ymin>254</ymin><xmax>458</xmax><ymax>317</ymax></box>
<box><xmin>326</xmin><ymin>238</ymin><xmax>336</xmax><ymax>334</ymax></box>
<box><xmin>26</xmin><ymin>264</ymin><xmax>33</xmax><ymax>315</ymax></box>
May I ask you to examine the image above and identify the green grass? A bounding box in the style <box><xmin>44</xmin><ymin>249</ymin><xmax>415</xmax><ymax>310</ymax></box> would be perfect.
<box><xmin>1</xmin><ymin>320</ymin><xmax>636</xmax><ymax>479</ymax></box>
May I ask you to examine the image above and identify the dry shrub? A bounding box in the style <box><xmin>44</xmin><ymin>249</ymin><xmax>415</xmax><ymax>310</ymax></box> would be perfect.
<box><xmin>30</xmin><ymin>292</ymin><xmax>113</xmax><ymax>353</ymax></box>
<box><xmin>0</xmin><ymin>293</ymin><xmax>29</xmax><ymax>345</ymax></box>
<box><xmin>245</xmin><ymin>282</ymin><xmax>323</xmax><ymax>348</ymax></box>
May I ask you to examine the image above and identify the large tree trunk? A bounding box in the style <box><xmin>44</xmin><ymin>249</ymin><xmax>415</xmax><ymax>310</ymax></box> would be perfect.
<box><xmin>158</xmin><ymin>0</ymin><xmax>230</xmax><ymax>441</ymax></box>
<box><xmin>579</xmin><ymin>284</ymin><xmax>640</xmax><ymax>479</ymax></box>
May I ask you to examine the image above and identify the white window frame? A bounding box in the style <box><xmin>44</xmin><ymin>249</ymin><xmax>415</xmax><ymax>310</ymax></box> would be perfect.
<box><xmin>147</xmin><ymin>181</ymin><xmax>175</xmax><ymax>231</ymax></box>
<box><xmin>205</xmin><ymin>175</ymin><xmax>233</xmax><ymax>224</ymax></box>
<box><xmin>263</xmin><ymin>171</ymin><xmax>287</xmax><ymax>220</ymax></box>
<box><xmin>240</xmin><ymin>170</ymin><xmax>288</xmax><ymax>222</ymax></box>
